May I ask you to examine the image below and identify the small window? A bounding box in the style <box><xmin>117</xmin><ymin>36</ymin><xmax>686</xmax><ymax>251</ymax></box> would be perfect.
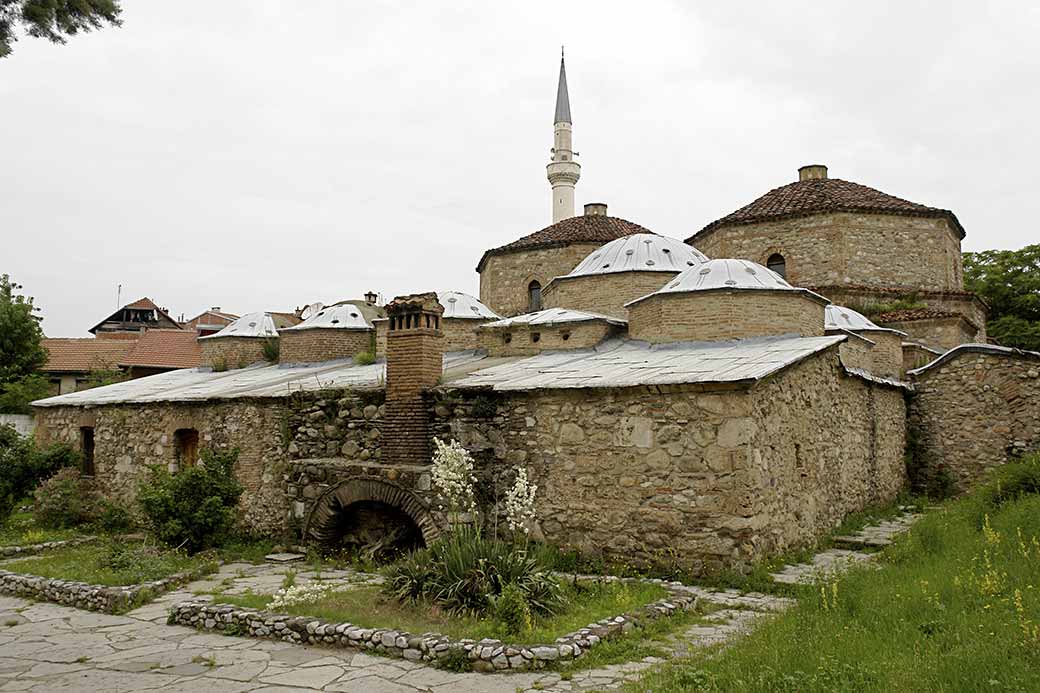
<box><xmin>503</xmin><ymin>333</ymin><xmax>512</xmax><ymax>344</ymax></box>
<box><xmin>528</xmin><ymin>281</ymin><xmax>542</xmax><ymax>312</ymax></box>
<box><xmin>80</xmin><ymin>427</ymin><xmax>95</xmax><ymax>477</ymax></box>
<box><xmin>531</xmin><ymin>332</ymin><xmax>541</xmax><ymax>343</ymax></box>
<box><xmin>561</xmin><ymin>332</ymin><xmax>570</xmax><ymax>341</ymax></box>
<box><xmin>767</xmin><ymin>253</ymin><xmax>787</xmax><ymax>279</ymax></box>
<box><xmin>174</xmin><ymin>428</ymin><xmax>200</xmax><ymax>470</ymax></box>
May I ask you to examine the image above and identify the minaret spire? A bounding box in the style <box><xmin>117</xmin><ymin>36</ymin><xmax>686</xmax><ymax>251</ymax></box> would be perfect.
<box><xmin>547</xmin><ymin>48</ymin><xmax>580</xmax><ymax>222</ymax></box>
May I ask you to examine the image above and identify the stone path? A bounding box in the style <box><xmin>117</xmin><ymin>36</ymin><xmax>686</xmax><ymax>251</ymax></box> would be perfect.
<box><xmin>770</xmin><ymin>511</ymin><xmax>921</xmax><ymax>585</ymax></box>
<box><xmin>0</xmin><ymin>561</ymin><xmax>789</xmax><ymax>692</ymax></box>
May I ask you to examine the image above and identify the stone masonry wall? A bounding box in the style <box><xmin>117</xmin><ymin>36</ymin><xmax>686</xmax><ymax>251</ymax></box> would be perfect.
<box><xmin>629</xmin><ymin>291</ymin><xmax>825</xmax><ymax>344</ymax></box>
<box><xmin>441</xmin><ymin>318</ymin><xmax>487</xmax><ymax>352</ymax></box>
<box><xmin>279</xmin><ymin>329</ymin><xmax>374</xmax><ymax>364</ymax></box>
<box><xmin>200</xmin><ymin>336</ymin><xmax>269</xmax><ymax>369</ymax></box>
<box><xmin>693</xmin><ymin>213</ymin><xmax>964</xmax><ymax>292</ymax></box>
<box><xmin>812</xmin><ymin>286</ymin><xmax>986</xmax><ymax>339</ymax></box>
<box><xmin>543</xmin><ymin>271</ymin><xmax>677</xmax><ymax>320</ymax></box>
<box><xmin>881</xmin><ymin>316</ymin><xmax>977</xmax><ymax>352</ymax></box>
<box><xmin>479</xmin><ymin>243</ymin><xmax>602</xmax><ymax>317</ymax></box>
<box><xmin>909</xmin><ymin>350</ymin><xmax>1040</xmax><ymax>492</ymax></box>
<box><xmin>478</xmin><ymin>322</ymin><xmax>620</xmax><ymax>357</ymax></box>
<box><xmin>34</xmin><ymin>401</ymin><xmax>291</xmax><ymax>535</ymax></box>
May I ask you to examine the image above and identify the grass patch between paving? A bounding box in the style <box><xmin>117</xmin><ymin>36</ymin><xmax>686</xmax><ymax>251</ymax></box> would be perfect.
<box><xmin>4</xmin><ymin>540</ymin><xmax>214</xmax><ymax>586</ymax></box>
<box><xmin>622</xmin><ymin>458</ymin><xmax>1040</xmax><ymax>692</ymax></box>
<box><xmin>213</xmin><ymin>578</ymin><xmax>672</xmax><ymax>644</ymax></box>
<box><xmin>0</xmin><ymin>508</ymin><xmax>86</xmax><ymax>547</ymax></box>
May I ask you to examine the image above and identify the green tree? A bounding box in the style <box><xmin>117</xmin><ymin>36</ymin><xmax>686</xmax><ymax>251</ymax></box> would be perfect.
<box><xmin>0</xmin><ymin>0</ymin><xmax>121</xmax><ymax>59</ymax></box>
<box><xmin>964</xmin><ymin>244</ymin><xmax>1040</xmax><ymax>352</ymax></box>
<box><xmin>0</xmin><ymin>275</ymin><xmax>46</xmax><ymax>383</ymax></box>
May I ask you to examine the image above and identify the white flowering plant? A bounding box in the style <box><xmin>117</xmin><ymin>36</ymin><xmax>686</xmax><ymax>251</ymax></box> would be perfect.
<box><xmin>504</xmin><ymin>467</ymin><xmax>537</xmax><ymax>537</ymax></box>
<box><xmin>268</xmin><ymin>581</ymin><xmax>341</xmax><ymax>610</ymax></box>
<box><xmin>431</xmin><ymin>438</ymin><xmax>478</xmax><ymax>521</ymax></box>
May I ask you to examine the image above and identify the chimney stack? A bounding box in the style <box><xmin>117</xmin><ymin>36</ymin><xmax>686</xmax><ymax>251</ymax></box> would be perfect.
<box><xmin>383</xmin><ymin>293</ymin><xmax>444</xmax><ymax>466</ymax></box>
<box><xmin>584</xmin><ymin>202</ymin><xmax>608</xmax><ymax>216</ymax></box>
<box><xmin>798</xmin><ymin>164</ymin><xmax>828</xmax><ymax>181</ymax></box>
<box><xmin>364</xmin><ymin>291</ymin><xmax>378</xmax><ymax>306</ymax></box>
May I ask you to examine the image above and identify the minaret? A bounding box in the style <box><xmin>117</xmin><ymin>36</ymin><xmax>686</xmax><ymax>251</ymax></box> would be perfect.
<box><xmin>547</xmin><ymin>48</ymin><xmax>580</xmax><ymax>223</ymax></box>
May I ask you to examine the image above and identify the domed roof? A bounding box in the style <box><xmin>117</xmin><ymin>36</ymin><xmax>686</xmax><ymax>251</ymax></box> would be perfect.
<box><xmin>626</xmin><ymin>259</ymin><xmax>829</xmax><ymax>307</ymax></box>
<box><xmin>476</xmin><ymin>215</ymin><xmax>651</xmax><ymax>271</ymax></box>
<box><xmin>560</xmin><ymin>234</ymin><xmax>708</xmax><ymax>279</ymax></box>
<box><xmin>438</xmin><ymin>291</ymin><xmax>500</xmax><ymax>320</ymax></box>
<box><xmin>200</xmin><ymin>311</ymin><xmax>278</xmax><ymax>339</ymax></box>
<box><xmin>281</xmin><ymin>303</ymin><xmax>372</xmax><ymax>331</ymax></box>
<box><xmin>482</xmin><ymin>307</ymin><xmax>626</xmax><ymax>328</ymax></box>
<box><xmin>687</xmin><ymin>169</ymin><xmax>964</xmax><ymax>243</ymax></box>
<box><xmin>825</xmin><ymin>304</ymin><xmax>907</xmax><ymax>335</ymax></box>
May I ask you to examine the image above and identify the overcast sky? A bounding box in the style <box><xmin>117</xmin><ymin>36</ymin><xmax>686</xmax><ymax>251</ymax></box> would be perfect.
<box><xmin>3</xmin><ymin>1</ymin><xmax>1038</xmax><ymax>337</ymax></box>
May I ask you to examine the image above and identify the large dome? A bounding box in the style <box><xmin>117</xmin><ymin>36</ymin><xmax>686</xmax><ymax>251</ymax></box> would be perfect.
<box><xmin>654</xmin><ymin>259</ymin><xmax>797</xmax><ymax>295</ymax></box>
<box><xmin>561</xmin><ymin>234</ymin><xmax>708</xmax><ymax>278</ymax></box>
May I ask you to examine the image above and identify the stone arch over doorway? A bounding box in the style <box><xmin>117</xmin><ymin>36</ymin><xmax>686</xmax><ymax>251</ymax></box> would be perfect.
<box><xmin>303</xmin><ymin>478</ymin><xmax>440</xmax><ymax>549</ymax></box>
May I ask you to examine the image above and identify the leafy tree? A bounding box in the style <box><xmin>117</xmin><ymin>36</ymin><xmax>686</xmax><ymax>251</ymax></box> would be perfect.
<box><xmin>0</xmin><ymin>374</ymin><xmax>50</xmax><ymax>414</ymax></box>
<box><xmin>964</xmin><ymin>244</ymin><xmax>1040</xmax><ymax>352</ymax></box>
<box><xmin>0</xmin><ymin>275</ymin><xmax>48</xmax><ymax>414</ymax></box>
<box><xmin>0</xmin><ymin>0</ymin><xmax>121</xmax><ymax>59</ymax></box>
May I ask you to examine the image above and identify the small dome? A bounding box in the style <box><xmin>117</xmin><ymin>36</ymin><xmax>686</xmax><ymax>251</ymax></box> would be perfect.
<box><xmin>655</xmin><ymin>258</ymin><xmax>795</xmax><ymax>295</ymax></box>
<box><xmin>563</xmin><ymin>234</ymin><xmax>708</xmax><ymax>278</ymax></box>
<box><xmin>482</xmin><ymin>308</ymin><xmax>626</xmax><ymax>328</ymax></box>
<box><xmin>438</xmin><ymin>291</ymin><xmax>500</xmax><ymax>320</ymax></box>
<box><xmin>200</xmin><ymin>311</ymin><xmax>278</xmax><ymax>339</ymax></box>
<box><xmin>282</xmin><ymin>303</ymin><xmax>371</xmax><ymax>331</ymax></box>
<box><xmin>825</xmin><ymin>304</ymin><xmax>908</xmax><ymax>335</ymax></box>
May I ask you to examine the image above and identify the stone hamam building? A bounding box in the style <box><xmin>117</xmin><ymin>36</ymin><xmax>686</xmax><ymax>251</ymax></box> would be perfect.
<box><xmin>31</xmin><ymin>55</ymin><xmax>1040</xmax><ymax>572</ymax></box>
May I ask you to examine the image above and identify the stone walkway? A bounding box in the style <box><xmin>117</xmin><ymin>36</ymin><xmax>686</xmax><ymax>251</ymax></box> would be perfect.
<box><xmin>770</xmin><ymin>511</ymin><xmax>921</xmax><ymax>585</ymax></box>
<box><xmin>0</xmin><ymin>562</ymin><xmax>790</xmax><ymax>692</ymax></box>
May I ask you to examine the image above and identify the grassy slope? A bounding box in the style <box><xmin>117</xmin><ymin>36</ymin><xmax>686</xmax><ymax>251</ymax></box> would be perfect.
<box><xmin>214</xmin><ymin>579</ymin><xmax>669</xmax><ymax>644</ymax></box>
<box><xmin>628</xmin><ymin>464</ymin><xmax>1040</xmax><ymax>692</ymax></box>
<box><xmin>5</xmin><ymin>541</ymin><xmax>211</xmax><ymax>586</ymax></box>
<box><xmin>0</xmin><ymin>509</ymin><xmax>85</xmax><ymax>546</ymax></box>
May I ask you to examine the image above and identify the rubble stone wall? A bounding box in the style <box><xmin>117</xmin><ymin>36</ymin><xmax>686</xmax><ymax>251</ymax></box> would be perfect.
<box><xmin>692</xmin><ymin>213</ymin><xmax>964</xmax><ymax>292</ymax></box>
<box><xmin>909</xmin><ymin>349</ymin><xmax>1040</xmax><ymax>491</ymax></box>
<box><xmin>200</xmin><ymin>337</ymin><xmax>269</xmax><ymax>369</ymax></box>
<box><xmin>881</xmin><ymin>316</ymin><xmax>976</xmax><ymax>352</ymax></box>
<box><xmin>543</xmin><ymin>271</ymin><xmax>677</xmax><ymax>320</ymax></box>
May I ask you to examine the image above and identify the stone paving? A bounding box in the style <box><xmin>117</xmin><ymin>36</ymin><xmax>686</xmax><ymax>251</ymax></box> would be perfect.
<box><xmin>0</xmin><ymin>562</ymin><xmax>787</xmax><ymax>692</ymax></box>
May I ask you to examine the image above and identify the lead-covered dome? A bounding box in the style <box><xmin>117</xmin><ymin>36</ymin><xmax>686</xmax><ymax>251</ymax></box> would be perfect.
<box><xmin>200</xmin><ymin>311</ymin><xmax>278</xmax><ymax>339</ymax></box>
<box><xmin>825</xmin><ymin>304</ymin><xmax>906</xmax><ymax>335</ymax></box>
<box><xmin>438</xmin><ymin>291</ymin><xmax>500</xmax><ymax>320</ymax></box>
<box><xmin>563</xmin><ymin>234</ymin><xmax>708</xmax><ymax>278</ymax></box>
<box><xmin>281</xmin><ymin>303</ymin><xmax>372</xmax><ymax>331</ymax></box>
<box><xmin>651</xmin><ymin>258</ymin><xmax>799</xmax><ymax>297</ymax></box>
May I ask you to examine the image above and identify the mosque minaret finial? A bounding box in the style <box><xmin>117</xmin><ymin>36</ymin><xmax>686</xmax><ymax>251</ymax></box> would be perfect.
<box><xmin>547</xmin><ymin>48</ymin><xmax>580</xmax><ymax>223</ymax></box>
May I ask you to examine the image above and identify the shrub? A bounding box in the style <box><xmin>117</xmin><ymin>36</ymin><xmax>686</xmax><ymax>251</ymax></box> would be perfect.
<box><xmin>0</xmin><ymin>375</ymin><xmax>51</xmax><ymax>415</ymax></box>
<box><xmin>92</xmin><ymin>498</ymin><xmax>135</xmax><ymax>533</ymax></box>
<box><xmin>261</xmin><ymin>337</ymin><xmax>280</xmax><ymax>362</ymax></box>
<box><xmin>137</xmin><ymin>448</ymin><xmax>243</xmax><ymax>553</ymax></box>
<box><xmin>33</xmin><ymin>468</ymin><xmax>95</xmax><ymax>528</ymax></box>
<box><xmin>493</xmin><ymin>582</ymin><xmax>533</xmax><ymax>634</ymax></box>
<box><xmin>383</xmin><ymin>527</ymin><xmax>562</xmax><ymax>616</ymax></box>
<box><xmin>353</xmin><ymin>351</ymin><xmax>376</xmax><ymax>366</ymax></box>
<box><xmin>0</xmin><ymin>425</ymin><xmax>79</xmax><ymax>504</ymax></box>
<box><xmin>973</xmin><ymin>454</ymin><xmax>1040</xmax><ymax>522</ymax></box>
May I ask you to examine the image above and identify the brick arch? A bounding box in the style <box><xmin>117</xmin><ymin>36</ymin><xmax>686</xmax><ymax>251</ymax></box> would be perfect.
<box><xmin>303</xmin><ymin>479</ymin><xmax>440</xmax><ymax>546</ymax></box>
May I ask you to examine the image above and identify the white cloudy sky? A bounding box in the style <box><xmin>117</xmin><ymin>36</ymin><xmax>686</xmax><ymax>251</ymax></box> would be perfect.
<box><xmin>3</xmin><ymin>1</ymin><xmax>1038</xmax><ymax>336</ymax></box>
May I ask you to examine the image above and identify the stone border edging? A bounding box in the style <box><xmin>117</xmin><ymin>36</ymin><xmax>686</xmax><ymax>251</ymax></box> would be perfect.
<box><xmin>0</xmin><ymin>564</ymin><xmax>211</xmax><ymax>614</ymax></box>
<box><xmin>0</xmin><ymin>535</ymin><xmax>98</xmax><ymax>559</ymax></box>
<box><xmin>169</xmin><ymin>577</ymin><xmax>699</xmax><ymax>672</ymax></box>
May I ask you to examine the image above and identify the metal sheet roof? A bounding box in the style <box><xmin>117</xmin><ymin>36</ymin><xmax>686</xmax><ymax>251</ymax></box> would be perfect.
<box><xmin>198</xmin><ymin>311</ymin><xmax>278</xmax><ymax>340</ymax></box>
<box><xmin>908</xmin><ymin>343</ymin><xmax>1040</xmax><ymax>377</ymax></box>
<box><xmin>438</xmin><ymin>292</ymin><xmax>500</xmax><ymax>320</ymax></box>
<box><xmin>449</xmin><ymin>335</ymin><xmax>845</xmax><ymax>391</ymax></box>
<box><xmin>627</xmin><ymin>259</ymin><xmax>830</xmax><ymax>307</ymax></box>
<box><xmin>825</xmin><ymin>304</ymin><xmax>907</xmax><ymax>336</ymax></box>
<box><xmin>281</xmin><ymin>303</ymin><xmax>372</xmax><ymax>331</ymax></box>
<box><xmin>481</xmin><ymin>308</ymin><xmax>627</xmax><ymax>329</ymax></box>
<box><xmin>561</xmin><ymin>234</ymin><xmax>708</xmax><ymax>279</ymax></box>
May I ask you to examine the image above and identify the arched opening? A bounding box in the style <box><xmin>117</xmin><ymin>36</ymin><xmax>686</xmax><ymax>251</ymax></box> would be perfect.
<box><xmin>766</xmin><ymin>253</ymin><xmax>787</xmax><ymax>280</ymax></box>
<box><xmin>305</xmin><ymin>479</ymin><xmax>438</xmax><ymax>560</ymax></box>
<box><xmin>528</xmin><ymin>280</ymin><xmax>542</xmax><ymax>312</ymax></box>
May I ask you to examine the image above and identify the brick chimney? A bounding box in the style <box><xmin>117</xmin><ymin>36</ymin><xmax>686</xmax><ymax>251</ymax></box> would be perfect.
<box><xmin>383</xmin><ymin>293</ymin><xmax>444</xmax><ymax>465</ymax></box>
<box><xmin>584</xmin><ymin>202</ymin><xmax>608</xmax><ymax>216</ymax></box>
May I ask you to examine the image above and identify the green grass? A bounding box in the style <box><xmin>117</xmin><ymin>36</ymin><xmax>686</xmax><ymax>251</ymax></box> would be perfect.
<box><xmin>5</xmin><ymin>540</ymin><xmax>214</xmax><ymax>586</ymax></box>
<box><xmin>623</xmin><ymin>460</ymin><xmax>1040</xmax><ymax>692</ymax></box>
<box><xmin>213</xmin><ymin>579</ymin><xmax>670</xmax><ymax>644</ymax></box>
<box><xmin>0</xmin><ymin>508</ymin><xmax>86</xmax><ymax>547</ymax></box>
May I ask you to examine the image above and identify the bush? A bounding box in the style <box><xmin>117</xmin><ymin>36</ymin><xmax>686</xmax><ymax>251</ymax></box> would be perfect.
<box><xmin>973</xmin><ymin>454</ymin><xmax>1040</xmax><ymax>521</ymax></box>
<box><xmin>383</xmin><ymin>527</ymin><xmax>562</xmax><ymax>617</ymax></box>
<box><xmin>261</xmin><ymin>337</ymin><xmax>279</xmax><ymax>362</ymax></box>
<box><xmin>33</xmin><ymin>468</ymin><xmax>95</xmax><ymax>529</ymax></box>
<box><xmin>137</xmin><ymin>447</ymin><xmax>243</xmax><ymax>553</ymax></box>
<box><xmin>0</xmin><ymin>428</ymin><xmax>79</xmax><ymax>525</ymax></box>
<box><xmin>353</xmin><ymin>351</ymin><xmax>376</xmax><ymax>366</ymax></box>
<box><xmin>0</xmin><ymin>375</ymin><xmax>51</xmax><ymax>415</ymax></box>
<box><xmin>92</xmin><ymin>498</ymin><xmax>135</xmax><ymax>533</ymax></box>
<box><xmin>493</xmin><ymin>582</ymin><xmax>533</xmax><ymax>634</ymax></box>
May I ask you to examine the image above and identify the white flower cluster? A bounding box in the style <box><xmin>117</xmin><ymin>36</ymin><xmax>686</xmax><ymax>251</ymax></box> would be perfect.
<box><xmin>431</xmin><ymin>438</ymin><xmax>477</xmax><ymax>516</ymax></box>
<box><xmin>268</xmin><ymin>581</ymin><xmax>337</xmax><ymax>610</ymax></box>
<box><xmin>504</xmin><ymin>467</ymin><xmax>537</xmax><ymax>535</ymax></box>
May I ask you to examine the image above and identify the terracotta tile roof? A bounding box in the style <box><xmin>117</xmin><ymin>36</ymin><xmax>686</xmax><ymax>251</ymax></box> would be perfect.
<box><xmin>124</xmin><ymin>297</ymin><xmax>161</xmax><ymax>310</ymax></box>
<box><xmin>688</xmin><ymin>178</ymin><xmax>965</xmax><ymax>242</ymax></box>
<box><xmin>42</xmin><ymin>338</ymin><xmax>136</xmax><ymax>373</ymax></box>
<box><xmin>477</xmin><ymin>216</ymin><xmax>652</xmax><ymax>272</ymax></box>
<box><xmin>876</xmin><ymin>309</ymin><xmax>964</xmax><ymax>323</ymax></box>
<box><xmin>89</xmin><ymin>296</ymin><xmax>183</xmax><ymax>334</ymax></box>
<box><xmin>119</xmin><ymin>329</ymin><xmax>201</xmax><ymax>369</ymax></box>
<box><xmin>806</xmin><ymin>284</ymin><xmax>981</xmax><ymax>301</ymax></box>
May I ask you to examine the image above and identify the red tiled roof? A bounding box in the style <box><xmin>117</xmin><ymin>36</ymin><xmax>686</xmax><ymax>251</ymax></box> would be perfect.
<box><xmin>876</xmin><ymin>309</ymin><xmax>964</xmax><ymax>323</ymax></box>
<box><xmin>119</xmin><ymin>329</ymin><xmax>201</xmax><ymax>370</ymax></box>
<box><xmin>687</xmin><ymin>178</ymin><xmax>965</xmax><ymax>242</ymax></box>
<box><xmin>476</xmin><ymin>216</ymin><xmax>652</xmax><ymax>272</ymax></box>
<box><xmin>184</xmin><ymin>310</ymin><xmax>239</xmax><ymax>329</ymax></box>
<box><xmin>42</xmin><ymin>338</ymin><xmax>136</xmax><ymax>373</ymax></box>
<box><xmin>124</xmin><ymin>297</ymin><xmax>161</xmax><ymax>310</ymax></box>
